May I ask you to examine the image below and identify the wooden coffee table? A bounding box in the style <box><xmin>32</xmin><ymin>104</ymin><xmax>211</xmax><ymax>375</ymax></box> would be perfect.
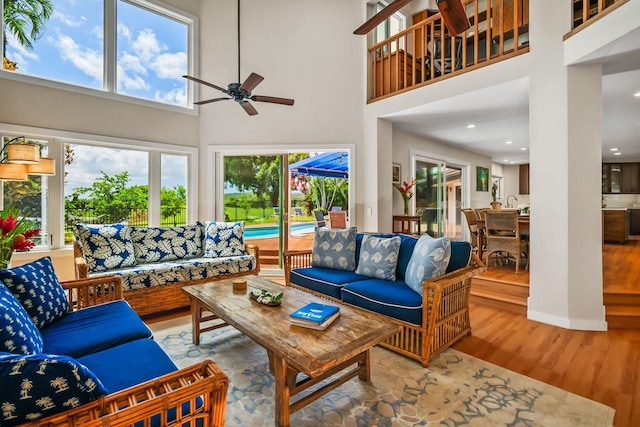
<box><xmin>183</xmin><ymin>275</ymin><xmax>400</xmax><ymax>427</ymax></box>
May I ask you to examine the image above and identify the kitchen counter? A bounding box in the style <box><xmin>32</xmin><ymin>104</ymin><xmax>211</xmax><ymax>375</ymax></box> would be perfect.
<box><xmin>603</xmin><ymin>209</ymin><xmax>629</xmax><ymax>243</ymax></box>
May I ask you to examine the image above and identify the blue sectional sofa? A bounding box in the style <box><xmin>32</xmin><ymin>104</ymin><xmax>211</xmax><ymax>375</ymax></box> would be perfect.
<box><xmin>73</xmin><ymin>221</ymin><xmax>260</xmax><ymax>316</ymax></box>
<box><xmin>285</xmin><ymin>231</ymin><xmax>485</xmax><ymax>367</ymax></box>
<box><xmin>0</xmin><ymin>257</ymin><xmax>228</xmax><ymax>427</ymax></box>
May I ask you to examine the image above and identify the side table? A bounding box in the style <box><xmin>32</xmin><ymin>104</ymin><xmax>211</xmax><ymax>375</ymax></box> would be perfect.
<box><xmin>392</xmin><ymin>215</ymin><xmax>422</xmax><ymax>235</ymax></box>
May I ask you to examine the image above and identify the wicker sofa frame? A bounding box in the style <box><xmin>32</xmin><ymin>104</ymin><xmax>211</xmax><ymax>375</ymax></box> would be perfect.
<box><xmin>15</xmin><ymin>276</ymin><xmax>229</xmax><ymax>427</ymax></box>
<box><xmin>73</xmin><ymin>242</ymin><xmax>260</xmax><ymax>317</ymax></box>
<box><xmin>284</xmin><ymin>249</ymin><xmax>485</xmax><ymax>367</ymax></box>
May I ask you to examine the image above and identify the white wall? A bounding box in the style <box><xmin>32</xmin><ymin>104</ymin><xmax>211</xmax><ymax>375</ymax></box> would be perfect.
<box><xmin>197</xmin><ymin>0</ymin><xmax>365</xmax><ymax>219</ymax></box>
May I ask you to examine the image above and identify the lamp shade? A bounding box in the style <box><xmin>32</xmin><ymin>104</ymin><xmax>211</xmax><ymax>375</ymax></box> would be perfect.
<box><xmin>7</xmin><ymin>144</ymin><xmax>40</xmax><ymax>164</ymax></box>
<box><xmin>0</xmin><ymin>163</ymin><xmax>28</xmax><ymax>181</ymax></box>
<box><xmin>27</xmin><ymin>157</ymin><xmax>56</xmax><ymax>176</ymax></box>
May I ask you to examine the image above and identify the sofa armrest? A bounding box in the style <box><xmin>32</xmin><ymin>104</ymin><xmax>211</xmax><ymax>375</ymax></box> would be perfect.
<box><xmin>61</xmin><ymin>276</ymin><xmax>124</xmax><ymax>310</ymax></box>
<box><xmin>17</xmin><ymin>360</ymin><xmax>229</xmax><ymax>427</ymax></box>
<box><xmin>283</xmin><ymin>250</ymin><xmax>313</xmax><ymax>284</ymax></box>
<box><xmin>73</xmin><ymin>241</ymin><xmax>89</xmax><ymax>279</ymax></box>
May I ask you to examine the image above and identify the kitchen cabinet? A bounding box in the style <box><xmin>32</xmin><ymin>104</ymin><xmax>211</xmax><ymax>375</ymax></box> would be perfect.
<box><xmin>630</xmin><ymin>209</ymin><xmax>640</xmax><ymax>235</ymax></box>
<box><xmin>519</xmin><ymin>163</ymin><xmax>529</xmax><ymax>195</ymax></box>
<box><xmin>603</xmin><ymin>209</ymin><xmax>629</xmax><ymax>243</ymax></box>
<box><xmin>602</xmin><ymin>163</ymin><xmax>640</xmax><ymax>194</ymax></box>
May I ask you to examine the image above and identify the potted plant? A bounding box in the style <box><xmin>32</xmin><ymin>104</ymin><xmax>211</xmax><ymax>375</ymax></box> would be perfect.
<box><xmin>490</xmin><ymin>182</ymin><xmax>501</xmax><ymax>210</ymax></box>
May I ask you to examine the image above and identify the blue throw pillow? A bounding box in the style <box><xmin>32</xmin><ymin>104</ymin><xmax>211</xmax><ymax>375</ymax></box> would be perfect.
<box><xmin>73</xmin><ymin>222</ymin><xmax>136</xmax><ymax>273</ymax></box>
<box><xmin>405</xmin><ymin>234</ymin><xmax>451</xmax><ymax>295</ymax></box>
<box><xmin>0</xmin><ymin>285</ymin><xmax>43</xmax><ymax>355</ymax></box>
<box><xmin>311</xmin><ymin>227</ymin><xmax>357</xmax><ymax>271</ymax></box>
<box><xmin>131</xmin><ymin>223</ymin><xmax>204</xmax><ymax>263</ymax></box>
<box><xmin>355</xmin><ymin>235</ymin><xmax>401</xmax><ymax>280</ymax></box>
<box><xmin>0</xmin><ymin>257</ymin><xmax>69</xmax><ymax>329</ymax></box>
<box><xmin>0</xmin><ymin>352</ymin><xmax>107</xmax><ymax>426</ymax></box>
<box><xmin>203</xmin><ymin>221</ymin><xmax>246</xmax><ymax>258</ymax></box>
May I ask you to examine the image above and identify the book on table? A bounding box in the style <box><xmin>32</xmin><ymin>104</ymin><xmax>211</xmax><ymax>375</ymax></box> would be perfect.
<box><xmin>290</xmin><ymin>302</ymin><xmax>340</xmax><ymax>330</ymax></box>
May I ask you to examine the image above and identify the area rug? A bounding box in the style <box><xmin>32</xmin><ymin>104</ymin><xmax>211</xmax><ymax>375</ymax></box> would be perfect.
<box><xmin>151</xmin><ymin>317</ymin><xmax>614</xmax><ymax>427</ymax></box>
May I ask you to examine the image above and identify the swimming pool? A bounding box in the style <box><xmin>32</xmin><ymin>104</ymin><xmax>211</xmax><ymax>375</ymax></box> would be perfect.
<box><xmin>245</xmin><ymin>222</ymin><xmax>315</xmax><ymax>239</ymax></box>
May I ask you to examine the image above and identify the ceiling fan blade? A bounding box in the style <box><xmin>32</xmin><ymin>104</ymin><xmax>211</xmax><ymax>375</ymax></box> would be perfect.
<box><xmin>353</xmin><ymin>0</ymin><xmax>411</xmax><ymax>35</ymax></box>
<box><xmin>239</xmin><ymin>72</ymin><xmax>264</xmax><ymax>93</ymax></box>
<box><xmin>436</xmin><ymin>0</ymin><xmax>471</xmax><ymax>36</ymax></box>
<box><xmin>194</xmin><ymin>97</ymin><xmax>232</xmax><ymax>105</ymax></box>
<box><xmin>240</xmin><ymin>101</ymin><xmax>259</xmax><ymax>116</ymax></box>
<box><xmin>183</xmin><ymin>75</ymin><xmax>228</xmax><ymax>93</ymax></box>
<box><xmin>251</xmin><ymin>95</ymin><xmax>295</xmax><ymax>106</ymax></box>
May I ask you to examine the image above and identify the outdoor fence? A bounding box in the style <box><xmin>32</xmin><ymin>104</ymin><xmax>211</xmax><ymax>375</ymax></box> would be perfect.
<box><xmin>65</xmin><ymin>207</ymin><xmax>188</xmax><ymax>232</ymax></box>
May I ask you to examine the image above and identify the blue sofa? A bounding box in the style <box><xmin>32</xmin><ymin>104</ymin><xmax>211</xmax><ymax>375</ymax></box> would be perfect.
<box><xmin>1</xmin><ymin>257</ymin><xmax>228</xmax><ymax>426</ymax></box>
<box><xmin>73</xmin><ymin>221</ymin><xmax>260</xmax><ymax>316</ymax></box>
<box><xmin>285</xmin><ymin>232</ymin><xmax>485</xmax><ymax>367</ymax></box>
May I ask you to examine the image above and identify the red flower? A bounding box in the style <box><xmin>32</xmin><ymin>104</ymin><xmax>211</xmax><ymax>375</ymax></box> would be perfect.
<box><xmin>12</xmin><ymin>238</ymin><xmax>35</xmax><ymax>251</ymax></box>
<box><xmin>0</xmin><ymin>216</ymin><xmax>17</xmax><ymax>236</ymax></box>
<box><xmin>22</xmin><ymin>229</ymin><xmax>40</xmax><ymax>239</ymax></box>
<box><xmin>395</xmin><ymin>178</ymin><xmax>417</xmax><ymax>195</ymax></box>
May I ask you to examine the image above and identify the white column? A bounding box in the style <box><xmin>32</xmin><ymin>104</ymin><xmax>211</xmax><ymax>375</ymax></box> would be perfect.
<box><xmin>527</xmin><ymin>0</ymin><xmax>606</xmax><ymax>330</ymax></box>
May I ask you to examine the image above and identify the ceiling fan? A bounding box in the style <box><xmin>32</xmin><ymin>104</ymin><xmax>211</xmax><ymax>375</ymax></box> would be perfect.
<box><xmin>183</xmin><ymin>0</ymin><xmax>294</xmax><ymax>116</ymax></box>
<box><xmin>354</xmin><ymin>0</ymin><xmax>470</xmax><ymax>37</ymax></box>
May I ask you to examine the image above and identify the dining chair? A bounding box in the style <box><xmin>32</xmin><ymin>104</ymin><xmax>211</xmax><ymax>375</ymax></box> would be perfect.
<box><xmin>329</xmin><ymin>211</ymin><xmax>347</xmax><ymax>229</ymax></box>
<box><xmin>461</xmin><ymin>208</ymin><xmax>479</xmax><ymax>250</ymax></box>
<box><xmin>483</xmin><ymin>210</ymin><xmax>528</xmax><ymax>274</ymax></box>
<box><xmin>313</xmin><ymin>210</ymin><xmax>326</xmax><ymax>227</ymax></box>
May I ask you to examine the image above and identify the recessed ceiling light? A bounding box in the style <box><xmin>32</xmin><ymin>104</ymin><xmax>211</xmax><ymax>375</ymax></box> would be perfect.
<box><xmin>466</xmin><ymin>123</ymin><xmax>476</xmax><ymax>129</ymax></box>
<box><xmin>520</xmin><ymin>147</ymin><xmax>527</xmax><ymax>151</ymax></box>
<box><xmin>614</xmin><ymin>152</ymin><xmax>622</xmax><ymax>156</ymax></box>
<box><xmin>610</xmin><ymin>148</ymin><xmax>618</xmax><ymax>151</ymax></box>
<box><xmin>505</xmin><ymin>140</ymin><xmax>513</xmax><ymax>145</ymax></box>
<box><xmin>503</xmin><ymin>159</ymin><xmax>509</xmax><ymax>162</ymax></box>
<box><xmin>634</xmin><ymin>91</ymin><xmax>640</xmax><ymax>97</ymax></box>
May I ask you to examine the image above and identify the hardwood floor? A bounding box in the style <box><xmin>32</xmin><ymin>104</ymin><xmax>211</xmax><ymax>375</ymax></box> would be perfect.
<box><xmin>454</xmin><ymin>304</ymin><xmax>640</xmax><ymax>427</ymax></box>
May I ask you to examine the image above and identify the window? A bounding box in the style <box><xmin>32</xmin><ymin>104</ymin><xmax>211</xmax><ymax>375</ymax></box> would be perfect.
<box><xmin>160</xmin><ymin>154</ymin><xmax>188</xmax><ymax>226</ymax></box>
<box><xmin>374</xmin><ymin>1</ymin><xmax>406</xmax><ymax>48</ymax></box>
<box><xmin>1</xmin><ymin>0</ymin><xmax>193</xmax><ymax>108</ymax></box>
<box><xmin>1</xmin><ymin>137</ymin><xmax>51</xmax><ymax>248</ymax></box>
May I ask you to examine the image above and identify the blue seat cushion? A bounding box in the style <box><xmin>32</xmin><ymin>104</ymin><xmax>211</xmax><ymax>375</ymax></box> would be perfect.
<box><xmin>446</xmin><ymin>241</ymin><xmax>473</xmax><ymax>273</ymax></box>
<box><xmin>0</xmin><ymin>352</ymin><xmax>107</xmax><ymax>426</ymax></box>
<box><xmin>40</xmin><ymin>300</ymin><xmax>152</xmax><ymax>358</ymax></box>
<box><xmin>289</xmin><ymin>267</ymin><xmax>369</xmax><ymax>299</ymax></box>
<box><xmin>77</xmin><ymin>338</ymin><xmax>177</xmax><ymax>393</ymax></box>
<box><xmin>341</xmin><ymin>279</ymin><xmax>423</xmax><ymax>325</ymax></box>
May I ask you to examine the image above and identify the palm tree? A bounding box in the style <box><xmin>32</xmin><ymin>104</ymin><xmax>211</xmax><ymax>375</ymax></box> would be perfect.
<box><xmin>2</xmin><ymin>0</ymin><xmax>54</xmax><ymax>58</ymax></box>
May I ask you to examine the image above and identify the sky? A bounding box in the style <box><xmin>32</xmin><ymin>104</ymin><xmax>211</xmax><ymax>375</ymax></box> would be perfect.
<box><xmin>5</xmin><ymin>0</ymin><xmax>188</xmax><ymax>106</ymax></box>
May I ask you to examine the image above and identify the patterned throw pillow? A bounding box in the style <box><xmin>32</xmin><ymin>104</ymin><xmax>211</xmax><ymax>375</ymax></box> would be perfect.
<box><xmin>405</xmin><ymin>234</ymin><xmax>451</xmax><ymax>295</ymax></box>
<box><xmin>73</xmin><ymin>222</ymin><xmax>137</xmax><ymax>273</ymax></box>
<box><xmin>131</xmin><ymin>223</ymin><xmax>204</xmax><ymax>263</ymax></box>
<box><xmin>0</xmin><ymin>352</ymin><xmax>107</xmax><ymax>426</ymax></box>
<box><xmin>203</xmin><ymin>221</ymin><xmax>246</xmax><ymax>258</ymax></box>
<box><xmin>0</xmin><ymin>284</ymin><xmax>43</xmax><ymax>354</ymax></box>
<box><xmin>355</xmin><ymin>235</ymin><xmax>401</xmax><ymax>280</ymax></box>
<box><xmin>311</xmin><ymin>227</ymin><xmax>357</xmax><ymax>271</ymax></box>
<box><xmin>0</xmin><ymin>257</ymin><xmax>70</xmax><ymax>329</ymax></box>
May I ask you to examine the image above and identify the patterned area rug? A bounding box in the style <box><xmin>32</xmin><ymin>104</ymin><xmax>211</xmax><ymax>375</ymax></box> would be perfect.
<box><xmin>151</xmin><ymin>317</ymin><xmax>614</xmax><ymax>427</ymax></box>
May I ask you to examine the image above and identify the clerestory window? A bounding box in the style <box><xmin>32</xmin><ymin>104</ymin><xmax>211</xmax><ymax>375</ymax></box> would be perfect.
<box><xmin>1</xmin><ymin>0</ymin><xmax>194</xmax><ymax>109</ymax></box>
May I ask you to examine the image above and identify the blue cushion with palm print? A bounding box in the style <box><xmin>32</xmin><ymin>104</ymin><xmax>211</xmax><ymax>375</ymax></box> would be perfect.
<box><xmin>0</xmin><ymin>257</ymin><xmax>69</xmax><ymax>329</ymax></box>
<box><xmin>203</xmin><ymin>221</ymin><xmax>246</xmax><ymax>258</ymax></box>
<box><xmin>0</xmin><ymin>285</ymin><xmax>43</xmax><ymax>355</ymax></box>
<box><xmin>405</xmin><ymin>234</ymin><xmax>451</xmax><ymax>295</ymax></box>
<box><xmin>130</xmin><ymin>223</ymin><xmax>204</xmax><ymax>263</ymax></box>
<box><xmin>0</xmin><ymin>352</ymin><xmax>107</xmax><ymax>426</ymax></box>
<box><xmin>73</xmin><ymin>222</ymin><xmax>137</xmax><ymax>273</ymax></box>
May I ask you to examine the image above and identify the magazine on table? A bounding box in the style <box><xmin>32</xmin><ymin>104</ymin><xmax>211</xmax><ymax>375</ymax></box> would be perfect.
<box><xmin>290</xmin><ymin>302</ymin><xmax>340</xmax><ymax>329</ymax></box>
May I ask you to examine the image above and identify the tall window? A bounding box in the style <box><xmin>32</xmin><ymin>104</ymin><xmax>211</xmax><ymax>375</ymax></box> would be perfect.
<box><xmin>160</xmin><ymin>154</ymin><xmax>188</xmax><ymax>226</ymax></box>
<box><xmin>1</xmin><ymin>137</ymin><xmax>50</xmax><ymax>247</ymax></box>
<box><xmin>1</xmin><ymin>0</ymin><xmax>192</xmax><ymax>108</ymax></box>
<box><xmin>374</xmin><ymin>1</ymin><xmax>406</xmax><ymax>48</ymax></box>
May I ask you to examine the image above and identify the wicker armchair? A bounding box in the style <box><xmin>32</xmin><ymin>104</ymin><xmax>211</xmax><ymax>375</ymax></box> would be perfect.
<box><xmin>483</xmin><ymin>210</ymin><xmax>528</xmax><ymax>274</ymax></box>
<box><xmin>461</xmin><ymin>208</ymin><xmax>479</xmax><ymax>249</ymax></box>
<box><xmin>14</xmin><ymin>276</ymin><xmax>229</xmax><ymax>427</ymax></box>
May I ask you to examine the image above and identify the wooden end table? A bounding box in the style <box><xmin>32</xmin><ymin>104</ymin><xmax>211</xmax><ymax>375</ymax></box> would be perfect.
<box><xmin>183</xmin><ymin>276</ymin><xmax>400</xmax><ymax>427</ymax></box>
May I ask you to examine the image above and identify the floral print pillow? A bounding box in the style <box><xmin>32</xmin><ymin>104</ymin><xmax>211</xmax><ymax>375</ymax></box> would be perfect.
<box><xmin>73</xmin><ymin>222</ymin><xmax>136</xmax><ymax>273</ymax></box>
<box><xmin>405</xmin><ymin>234</ymin><xmax>451</xmax><ymax>295</ymax></box>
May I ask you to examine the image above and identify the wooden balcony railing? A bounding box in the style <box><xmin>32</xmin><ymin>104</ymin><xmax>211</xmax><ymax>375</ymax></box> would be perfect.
<box><xmin>368</xmin><ymin>0</ymin><xmax>530</xmax><ymax>102</ymax></box>
<box><xmin>567</xmin><ymin>0</ymin><xmax>628</xmax><ymax>37</ymax></box>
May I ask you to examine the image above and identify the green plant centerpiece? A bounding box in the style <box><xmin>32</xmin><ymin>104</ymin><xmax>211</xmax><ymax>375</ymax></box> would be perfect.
<box><xmin>249</xmin><ymin>289</ymin><xmax>283</xmax><ymax>306</ymax></box>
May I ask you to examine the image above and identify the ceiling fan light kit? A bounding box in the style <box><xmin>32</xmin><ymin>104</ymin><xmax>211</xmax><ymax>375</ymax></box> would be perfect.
<box><xmin>184</xmin><ymin>0</ymin><xmax>294</xmax><ymax>115</ymax></box>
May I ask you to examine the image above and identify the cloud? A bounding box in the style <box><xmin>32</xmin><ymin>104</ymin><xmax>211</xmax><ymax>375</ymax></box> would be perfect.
<box><xmin>53</xmin><ymin>11</ymin><xmax>83</xmax><ymax>27</ymax></box>
<box><xmin>92</xmin><ymin>26</ymin><xmax>103</xmax><ymax>42</ymax></box>
<box><xmin>50</xmin><ymin>34</ymin><xmax>102</xmax><ymax>81</ymax></box>
<box><xmin>131</xmin><ymin>29</ymin><xmax>166</xmax><ymax>62</ymax></box>
<box><xmin>117</xmin><ymin>64</ymin><xmax>151</xmax><ymax>91</ymax></box>
<box><xmin>117</xmin><ymin>23</ymin><xmax>131</xmax><ymax>42</ymax></box>
<box><xmin>120</xmin><ymin>53</ymin><xmax>147</xmax><ymax>75</ymax></box>
<box><xmin>150</xmin><ymin>52</ymin><xmax>187</xmax><ymax>80</ymax></box>
<box><xmin>155</xmin><ymin>86</ymin><xmax>187</xmax><ymax>107</ymax></box>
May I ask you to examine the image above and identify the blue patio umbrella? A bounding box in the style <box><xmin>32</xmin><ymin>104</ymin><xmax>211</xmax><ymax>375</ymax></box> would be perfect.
<box><xmin>289</xmin><ymin>152</ymin><xmax>349</xmax><ymax>179</ymax></box>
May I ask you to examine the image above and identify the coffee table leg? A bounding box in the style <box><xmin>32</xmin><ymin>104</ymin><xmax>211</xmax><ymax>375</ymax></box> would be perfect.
<box><xmin>272</xmin><ymin>354</ymin><xmax>291</xmax><ymax>427</ymax></box>
<box><xmin>190</xmin><ymin>298</ymin><xmax>201</xmax><ymax>345</ymax></box>
<box><xmin>359</xmin><ymin>349</ymin><xmax>371</xmax><ymax>381</ymax></box>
